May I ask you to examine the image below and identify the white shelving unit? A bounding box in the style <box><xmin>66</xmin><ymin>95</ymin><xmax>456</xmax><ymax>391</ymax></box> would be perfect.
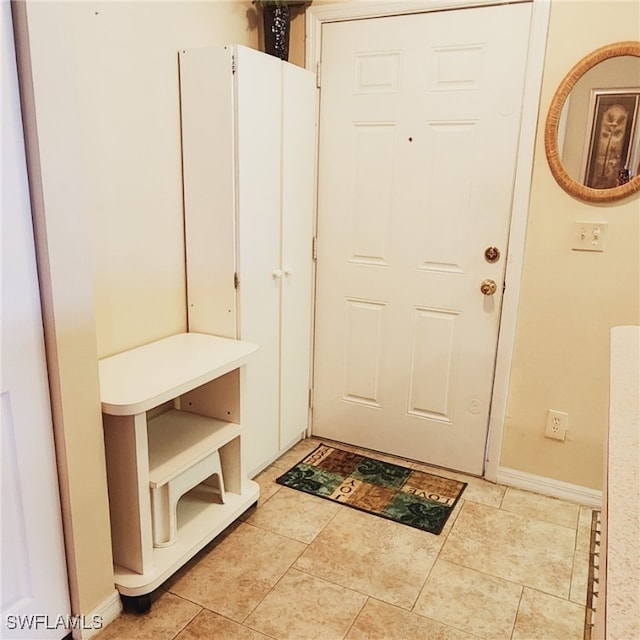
<box><xmin>98</xmin><ymin>332</ymin><xmax>260</xmax><ymax>605</ymax></box>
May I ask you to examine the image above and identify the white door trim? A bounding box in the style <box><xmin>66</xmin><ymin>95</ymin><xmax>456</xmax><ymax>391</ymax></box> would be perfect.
<box><xmin>306</xmin><ymin>0</ymin><xmax>551</xmax><ymax>481</ymax></box>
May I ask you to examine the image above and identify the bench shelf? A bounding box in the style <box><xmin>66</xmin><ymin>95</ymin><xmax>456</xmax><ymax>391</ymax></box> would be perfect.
<box><xmin>147</xmin><ymin>410</ymin><xmax>240</xmax><ymax>487</ymax></box>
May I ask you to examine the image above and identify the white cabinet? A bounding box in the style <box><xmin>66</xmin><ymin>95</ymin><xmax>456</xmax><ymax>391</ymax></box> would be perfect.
<box><xmin>180</xmin><ymin>45</ymin><xmax>316</xmax><ymax>476</ymax></box>
<box><xmin>99</xmin><ymin>333</ymin><xmax>260</xmax><ymax>603</ymax></box>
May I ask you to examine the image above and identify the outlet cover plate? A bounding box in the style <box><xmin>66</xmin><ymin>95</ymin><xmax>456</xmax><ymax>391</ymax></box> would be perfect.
<box><xmin>545</xmin><ymin>409</ymin><xmax>568</xmax><ymax>441</ymax></box>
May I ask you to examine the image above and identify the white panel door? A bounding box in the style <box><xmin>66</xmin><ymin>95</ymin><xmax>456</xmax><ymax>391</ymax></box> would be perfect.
<box><xmin>313</xmin><ymin>3</ymin><xmax>532</xmax><ymax>474</ymax></box>
<box><xmin>1</xmin><ymin>2</ymin><xmax>71</xmax><ymax>637</ymax></box>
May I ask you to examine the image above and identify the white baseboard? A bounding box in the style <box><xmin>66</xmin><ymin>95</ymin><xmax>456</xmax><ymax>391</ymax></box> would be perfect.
<box><xmin>496</xmin><ymin>466</ymin><xmax>602</xmax><ymax>508</ymax></box>
<box><xmin>71</xmin><ymin>589</ymin><xmax>121</xmax><ymax>640</ymax></box>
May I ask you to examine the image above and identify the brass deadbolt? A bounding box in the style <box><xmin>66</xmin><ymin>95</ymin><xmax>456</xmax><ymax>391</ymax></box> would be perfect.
<box><xmin>484</xmin><ymin>246</ymin><xmax>501</xmax><ymax>263</ymax></box>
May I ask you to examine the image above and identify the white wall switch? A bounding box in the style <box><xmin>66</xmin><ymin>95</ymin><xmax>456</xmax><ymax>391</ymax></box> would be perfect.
<box><xmin>572</xmin><ymin>221</ymin><xmax>607</xmax><ymax>252</ymax></box>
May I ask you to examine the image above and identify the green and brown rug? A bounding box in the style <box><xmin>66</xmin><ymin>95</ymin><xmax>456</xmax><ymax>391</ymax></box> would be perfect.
<box><xmin>276</xmin><ymin>443</ymin><xmax>466</xmax><ymax>535</ymax></box>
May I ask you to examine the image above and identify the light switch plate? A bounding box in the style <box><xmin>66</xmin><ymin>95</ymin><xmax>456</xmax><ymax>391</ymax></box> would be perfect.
<box><xmin>572</xmin><ymin>221</ymin><xmax>607</xmax><ymax>252</ymax></box>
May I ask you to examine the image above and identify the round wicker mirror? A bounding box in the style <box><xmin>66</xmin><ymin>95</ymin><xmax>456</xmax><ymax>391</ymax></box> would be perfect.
<box><xmin>545</xmin><ymin>41</ymin><xmax>640</xmax><ymax>203</ymax></box>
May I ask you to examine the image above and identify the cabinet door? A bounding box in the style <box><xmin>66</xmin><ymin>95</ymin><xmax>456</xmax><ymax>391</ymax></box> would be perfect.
<box><xmin>236</xmin><ymin>47</ymin><xmax>283</xmax><ymax>475</ymax></box>
<box><xmin>279</xmin><ymin>63</ymin><xmax>316</xmax><ymax>448</ymax></box>
<box><xmin>181</xmin><ymin>46</ymin><xmax>237</xmax><ymax>339</ymax></box>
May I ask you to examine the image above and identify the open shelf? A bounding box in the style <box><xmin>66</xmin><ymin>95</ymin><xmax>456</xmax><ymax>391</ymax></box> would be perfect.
<box><xmin>148</xmin><ymin>410</ymin><xmax>240</xmax><ymax>488</ymax></box>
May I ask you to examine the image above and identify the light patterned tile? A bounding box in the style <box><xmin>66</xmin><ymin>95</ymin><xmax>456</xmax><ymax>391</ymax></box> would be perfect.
<box><xmin>244</xmin><ymin>486</ymin><xmax>339</xmax><ymax>543</ymax></box>
<box><xmin>175</xmin><ymin>610</ymin><xmax>271</xmax><ymax>640</ymax></box>
<box><xmin>500</xmin><ymin>487</ymin><xmax>580</xmax><ymax>529</ymax></box>
<box><xmin>441</xmin><ymin>501</ymin><xmax>574</xmax><ymax>598</ymax></box>
<box><xmin>456</xmin><ymin>478</ymin><xmax>506</xmax><ymax>508</ymax></box>
<box><xmin>94</xmin><ymin>591</ymin><xmax>199</xmax><ymax>640</ymax></box>
<box><xmin>245</xmin><ymin>569</ymin><xmax>366</xmax><ymax>640</ymax></box>
<box><xmin>411</xmin><ymin>462</ymin><xmax>506</xmax><ymax>508</ymax></box>
<box><xmin>251</xmin><ymin>464</ymin><xmax>285</xmax><ymax>505</ymax></box>
<box><xmin>512</xmin><ymin>587</ymin><xmax>585</xmax><ymax>640</ymax></box>
<box><xmin>346</xmin><ymin>598</ymin><xmax>479</xmax><ymax>640</ymax></box>
<box><xmin>168</xmin><ymin>523</ymin><xmax>305</xmax><ymax>622</ymax></box>
<box><xmin>161</xmin><ymin>519</ymin><xmax>243</xmax><ymax>590</ymax></box>
<box><xmin>439</xmin><ymin>497</ymin><xmax>464</xmax><ymax>537</ymax></box>
<box><xmin>576</xmin><ymin>506</ymin><xmax>596</xmax><ymax>553</ymax></box>
<box><xmin>570</xmin><ymin>550</ymin><xmax>590</xmax><ymax>605</ymax></box>
<box><xmin>270</xmin><ymin>437</ymin><xmax>323</xmax><ymax>470</ymax></box>
<box><xmin>294</xmin><ymin>506</ymin><xmax>443</xmax><ymax>609</ymax></box>
<box><xmin>414</xmin><ymin>559</ymin><xmax>522</xmax><ymax>639</ymax></box>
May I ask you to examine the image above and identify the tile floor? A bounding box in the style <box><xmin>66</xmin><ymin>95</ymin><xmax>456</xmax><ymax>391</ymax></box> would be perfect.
<box><xmin>95</xmin><ymin>437</ymin><xmax>593</xmax><ymax>640</ymax></box>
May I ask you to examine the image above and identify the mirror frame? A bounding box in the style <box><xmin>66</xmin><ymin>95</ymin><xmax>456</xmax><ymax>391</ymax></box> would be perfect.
<box><xmin>545</xmin><ymin>41</ymin><xmax>640</xmax><ymax>203</ymax></box>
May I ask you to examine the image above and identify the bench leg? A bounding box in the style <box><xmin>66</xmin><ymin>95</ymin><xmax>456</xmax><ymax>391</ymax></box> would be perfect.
<box><xmin>150</xmin><ymin>484</ymin><xmax>172</xmax><ymax>547</ymax></box>
<box><xmin>121</xmin><ymin>593</ymin><xmax>152</xmax><ymax>614</ymax></box>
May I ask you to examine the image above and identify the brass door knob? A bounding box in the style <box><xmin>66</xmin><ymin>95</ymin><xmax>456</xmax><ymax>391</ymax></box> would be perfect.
<box><xmin>480</xmin><ymin>279</ymin><xmax>497</xmax><ymax>295</ymax></box>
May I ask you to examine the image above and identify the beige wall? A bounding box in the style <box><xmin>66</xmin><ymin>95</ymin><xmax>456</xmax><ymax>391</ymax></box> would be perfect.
<box><xmin>296</xmin><ymin>0</ymin><xmax>640</xmax><ymax>490</ymax></box>
<box><xmin>501</xmin><ymin>0</ymin><xmax>640</xmax><ymax>489</ymax></box>
<box><xmin>14</xmin><ymin>0</ymin><xmax>639</xmax><ymax>619</ymax></box>
<box><xmin>78</xmin><ymin>1</ymin><xmax>260</xmax><ymax>358</ymax></box>
<box><xmin>13</xmin><ymin>0</ymin><xmax>116</xmax><ymax>616</ymax></box>
<box><xmin>14</xmin><ymin>0</ymin><xmax>260</xmax><ymax>617</ymax></box>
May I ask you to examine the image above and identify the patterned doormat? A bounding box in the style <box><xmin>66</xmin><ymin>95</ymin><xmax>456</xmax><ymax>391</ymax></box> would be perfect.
<box><xmin>275</xmin><ymin>443</ymin><xmax>466</xmax><ymax>535</ymax></box>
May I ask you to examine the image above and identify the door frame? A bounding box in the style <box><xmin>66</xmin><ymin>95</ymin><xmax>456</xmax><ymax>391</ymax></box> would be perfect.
<box><xmin>306</xmin><ymin>0</ymin><xmax>551</xmax><ymax>481</ymax></box>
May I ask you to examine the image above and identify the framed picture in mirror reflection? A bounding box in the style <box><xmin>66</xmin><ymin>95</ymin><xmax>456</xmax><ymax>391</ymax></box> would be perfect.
<box><xmin>583</xmin><ymin>89</ymin><xmax>640</xmax><ymax>189</ymax></box>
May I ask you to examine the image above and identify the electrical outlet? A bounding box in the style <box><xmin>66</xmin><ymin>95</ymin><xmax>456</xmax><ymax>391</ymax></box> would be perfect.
<box><xmin>545</xmin><ymin>409</ymin><xmax>568</xmax><ymax>441</ymax></box>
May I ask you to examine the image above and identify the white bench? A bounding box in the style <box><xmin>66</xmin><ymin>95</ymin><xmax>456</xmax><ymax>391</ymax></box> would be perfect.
<box><xmin>99</xmin><ymin>332</ymin><xmax>260</xmax><ymax>604</ymax></box>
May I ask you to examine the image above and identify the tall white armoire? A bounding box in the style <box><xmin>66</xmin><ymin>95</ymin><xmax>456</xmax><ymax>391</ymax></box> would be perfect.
<box><xmin>179</xmin><ymin>45</ymin><xmax>317</xmax><ymax>476</ymax></box>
